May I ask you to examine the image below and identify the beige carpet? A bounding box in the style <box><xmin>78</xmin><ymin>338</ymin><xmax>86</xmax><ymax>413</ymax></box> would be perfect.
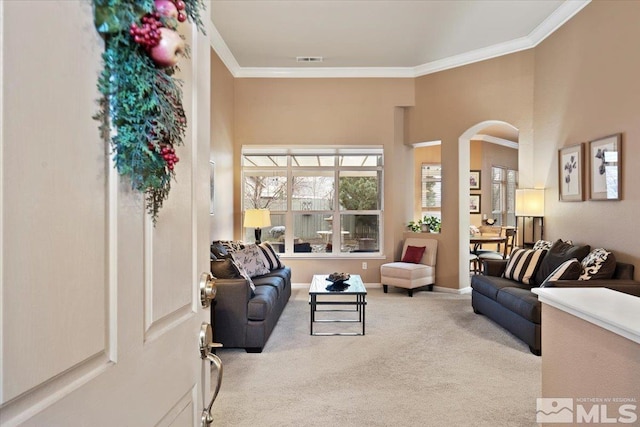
<box><xmin>211</xmin><ymin>285</ymin><xmax>540</xmax><ymax>426</ymax></box>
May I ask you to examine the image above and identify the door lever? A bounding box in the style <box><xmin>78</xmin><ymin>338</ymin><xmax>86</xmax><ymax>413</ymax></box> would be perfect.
<box><xmin>199</xmin><ymin>323</ymin><xmax>223</xmax><ymax>426</ymax></box>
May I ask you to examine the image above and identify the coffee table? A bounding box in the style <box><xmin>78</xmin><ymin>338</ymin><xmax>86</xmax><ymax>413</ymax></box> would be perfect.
<box><xmin>309</xmin><ymin>274</ymin><xmax>367</xmax><ymax>336</ymax></box>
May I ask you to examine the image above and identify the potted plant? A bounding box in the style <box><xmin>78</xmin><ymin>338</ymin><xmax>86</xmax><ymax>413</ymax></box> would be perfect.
<box><xmin>407</xmin><ymin>219</ymin><xmax>422</xmax><ymax>232</ymax></box>
<box><xmin>422</xmin><ymin>215</ymin><xmax>441</xmax><ymax>233</ymax></box>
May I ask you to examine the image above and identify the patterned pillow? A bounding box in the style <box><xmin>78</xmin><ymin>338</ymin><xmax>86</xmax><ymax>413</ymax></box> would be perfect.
<box><xmin>258</xmin><ymin>242</ymin><xmax>284</xmax><ymax>270</ymax></box>
<box><xmin>230</xmin><ymin>258</ymin><xmax>256</xmax><ymax>293</ymax></box>
<box><xmin>579</xmin><ymin>248</ymin><xmax>616</xmax><ymax>280</ymax></box>
<box><xmin>539</xmin><ymin>258</ymin><xmax>582</xmax><ymax>287</ymax></box>
<box><xmin>232</xmin><ymin>243</ymin><xmax>270</xmax><ymax>278</ymax></box>
<box><xmin>503</xmin><ymin>248</ymin><xmax>547</xmax><ymax>285</ymax></box>
<box><xmin>532</xmin><ymin>240</ymin><xmax>553</xmax><ymax>250</ymax></box>
<box><xmin>212</xmin><ymin>240</ymin><xmax>245</xmax><ymax>254</ymax></box>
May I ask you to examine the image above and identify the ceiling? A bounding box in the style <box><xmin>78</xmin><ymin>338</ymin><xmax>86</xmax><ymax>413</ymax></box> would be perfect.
<box><xmin>208</xmin><ymin>0</ymin><xmax>590</xmax><ymax>78</ymax></box>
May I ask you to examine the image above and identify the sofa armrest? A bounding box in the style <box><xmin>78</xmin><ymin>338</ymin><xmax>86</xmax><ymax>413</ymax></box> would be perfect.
<box><xmin>214</xmin><ymin>278</ymin><xmax>252</xmax><ymax>321</ymax></box>
<box><xmin>547</xmin><ymin>279</ymin><xmax>640</xmax><ymax>297</ymax></box>
<box><xmin>482</xmin><ymin>259</ymin><xmax>508</xmax><ymax>277</ymax></box>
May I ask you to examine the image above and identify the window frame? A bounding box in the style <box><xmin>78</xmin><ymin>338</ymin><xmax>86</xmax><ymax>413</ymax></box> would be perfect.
<box><xmin>491</xmin><ymin>165</ymin><xmax>518</xmax><ymax>227</ymax></box>
<box><xmin>242</xmin><ymin>146</ymin><xmax>384</xmax><ymax>257</ymax></box>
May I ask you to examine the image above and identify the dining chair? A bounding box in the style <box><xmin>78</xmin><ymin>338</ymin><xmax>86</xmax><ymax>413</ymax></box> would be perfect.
<box><xmin>477</xmin><ymin>228</ymin><xmax>516</xmax><ymax>264</ymax></box>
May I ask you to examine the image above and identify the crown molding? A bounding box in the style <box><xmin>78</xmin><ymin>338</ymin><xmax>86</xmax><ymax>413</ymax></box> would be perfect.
<box><xmin>208</xmin><ymin>0</ymin><xmax>590</xmax><ymax>79</ymax></box>
<box><xmin>471</xmin><ymin>134</ymin><xmax>519</xmax><ymax>149</ymax></box>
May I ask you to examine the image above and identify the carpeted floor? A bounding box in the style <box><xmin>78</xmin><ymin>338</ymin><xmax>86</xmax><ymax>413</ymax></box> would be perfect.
<box><xmin>211</xmin><ymin>285</ymin><xmax>540</xmax><ymax>426</ymax></box>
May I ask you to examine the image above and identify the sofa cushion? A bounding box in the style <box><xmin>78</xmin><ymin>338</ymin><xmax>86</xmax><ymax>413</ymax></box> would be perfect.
<box><xmin>401</xmin><ymin>245</ymin><xmax>426</xmax><ymax>263</ymax></box>
<box><xmin>579</xmin><ymin>248</ymin><xmax>616</xmax><ymax>280</ymax></box>
<box><xmin>247</xmin><ymin>285</ymin><xmax>278</xmax><ymax>321</ymax></box>
<box><xmin>471</xmin><ymin>274</ymin><xmax>531</xmax><ymax>301</ymax></box>
<box><xmin>258</xmin><ymin>241</ymin><xmax>284</xmax><ymax>270</ymax></box>
<box><xmin>253</xmin><ymin>275</ymin><xmax>285</xmax><ymax>297</ymax></box>
<box><xmin>504</xmin><ymin>248</ymin><xmax>547</xmax><ymax>285</ymax></box>
<box><xmin>232</xmin><ymin>244</ymin><xmax>271</xmax><ymax>278</ymax></box>
<box><xmin>540</xmin><ymin>258</ymin><xmax>582</xmax><ymax>286</ymax></box>
<box><xmin>496</xmin><ymin>287</ymin><xmax>541</xmax><ymax>323</ymax></box>
<box><xmin>533</xmin><ymin>240</ymin><xmax>591</xmax><ymax>286</ymax></box>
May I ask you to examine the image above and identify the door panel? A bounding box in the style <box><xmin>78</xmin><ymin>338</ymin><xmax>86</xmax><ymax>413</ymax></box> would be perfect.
<box><xmin>0</xmin><ymin>1</ymin><xmax>211</xmax><ymax>426</ymax></box>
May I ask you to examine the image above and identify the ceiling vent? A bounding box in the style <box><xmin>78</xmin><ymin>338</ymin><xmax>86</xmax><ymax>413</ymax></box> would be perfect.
<box><xmin>296</xmin><ymin>56</ymin><xmax>323</xmax><ymax>63</ymax></box>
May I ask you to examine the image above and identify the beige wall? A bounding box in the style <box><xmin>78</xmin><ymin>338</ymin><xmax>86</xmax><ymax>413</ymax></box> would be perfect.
<box><xmin>407</xmin><ymin>51</ymin><xmax>535</xmax><ymax>289</ymax></box>
<box><xmin>533</xmin><ymin>0</ymin><xmax>640</xmax><ymax>268</ymax></box>
<box><xmin>232</xmin><ymin>78</ymin><xmax>415</xmax><ymax>283</ymax></box>
<box><xmin>210</xmin><ymin>50</ymin><xmax>235</xmax><ymax>239</ymax></box>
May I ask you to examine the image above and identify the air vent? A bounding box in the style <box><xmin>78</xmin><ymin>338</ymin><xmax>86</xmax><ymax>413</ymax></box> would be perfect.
<box><xmin>296</xmin><ymin>56</ymin><xmax>324</xmax><ymax>63</ymax></box>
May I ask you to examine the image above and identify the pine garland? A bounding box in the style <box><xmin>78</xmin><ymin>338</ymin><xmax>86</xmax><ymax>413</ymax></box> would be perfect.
<box><xmin>93</xmin><ymin>0</ymin><xmax>205</xmax><ymax>222</ymax></box>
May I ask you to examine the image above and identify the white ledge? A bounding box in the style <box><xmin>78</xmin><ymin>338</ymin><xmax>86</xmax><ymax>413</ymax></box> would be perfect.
<box><xmin>533</xmin><ymin>287</ymin><xmax>640</xmax><ymax>345</ymax></box>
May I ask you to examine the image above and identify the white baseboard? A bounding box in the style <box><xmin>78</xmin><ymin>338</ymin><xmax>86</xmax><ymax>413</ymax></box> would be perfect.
<box><xmin>433</xmin><ymin>285</ymin><xmax>472</xmax><ymax>295</ymax></box>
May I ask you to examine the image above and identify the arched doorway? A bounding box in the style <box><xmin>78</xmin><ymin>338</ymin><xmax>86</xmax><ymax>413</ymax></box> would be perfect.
<box><xmin>458</xmin><ymin>120</ymin><xmax>519</xmax><ymax>289</ymax></box>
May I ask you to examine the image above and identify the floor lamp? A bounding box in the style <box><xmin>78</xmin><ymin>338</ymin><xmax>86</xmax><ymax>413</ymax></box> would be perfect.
<box><xmin>515</xmin><ymin>189</ymin><xmax>545</xmax><ymax>248</ymax></box>
<box><xmin>243</xmin><ymin>209</ymin><xmax>271</xmax><ymax>244</ymax></box>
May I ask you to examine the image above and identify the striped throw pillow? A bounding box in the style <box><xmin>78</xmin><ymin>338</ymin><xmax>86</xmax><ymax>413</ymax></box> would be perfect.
<box><xmin>503</xmin><ymin>248</ymin><xmax>547</xmax><ymax>285</ymax></box>
<box><xmin>258</xmin><ymin>241</ymin><xmax>284</xmax><ymax>270</ymax></box>
<box><xmin>539</xmin><ymin>258</ymin><xmax>582</xmax><ymax>287</ymax></box>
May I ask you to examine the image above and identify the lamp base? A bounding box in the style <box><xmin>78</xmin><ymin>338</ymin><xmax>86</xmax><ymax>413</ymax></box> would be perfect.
<box><xmin>254</xmin><ymin>227</ymin><xmax>262</xmax><ymax>244</ymax></box>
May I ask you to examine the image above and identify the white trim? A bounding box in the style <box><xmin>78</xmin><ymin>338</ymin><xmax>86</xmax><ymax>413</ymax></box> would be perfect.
<box><xmin>433</xmin><ymin>285</ymin><xmax>471</xmax><ymax>295</ymax></box>
<box><xmin>412</xmin><ymin>140</ymin><xmax>441</xmax><ymax>148</ymax></box>
<box><xmin>207</xmin><ymin>1</ymin><xmax>590</xmax><ymax>79</ymax></box>
<box><xmin>0</xmin><ymin>0</ymin><xmax>5</xmax><ymax>404</ymax></box>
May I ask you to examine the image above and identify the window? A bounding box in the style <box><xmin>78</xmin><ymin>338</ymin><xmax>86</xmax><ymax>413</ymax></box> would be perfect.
<box><xmin>242</xmin><ymin>147</ymin><xmax>383</xmax><ymax>255</ymax></box>
<box><xmin>421</xmin><ymin>164</ymin><xmax>442</xmax><ymax>219</ymax></box>
<box><xmin>491</xmin><ymin>166</ymin><xmax>518</xmax><ymax>226</ymax></box>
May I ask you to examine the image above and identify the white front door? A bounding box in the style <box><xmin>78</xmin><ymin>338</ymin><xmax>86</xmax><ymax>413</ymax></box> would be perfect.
<box><xmin>0</xmin><ymin>2</ymin><xmax>212</xmax><ymax>426</ymax></box>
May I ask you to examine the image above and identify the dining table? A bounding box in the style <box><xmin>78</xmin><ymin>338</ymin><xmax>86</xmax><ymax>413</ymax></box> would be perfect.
<box><xmin>470</xmin><ymin>235</ymin><xmax>507</xmax><ymax>255</ymax></box>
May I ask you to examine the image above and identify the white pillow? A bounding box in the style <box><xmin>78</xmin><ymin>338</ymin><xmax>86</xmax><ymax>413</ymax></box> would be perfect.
<box><xmin>231</xmin><ymin>243</ymin><xmax>270</xmax><ymax>278</ymax></box>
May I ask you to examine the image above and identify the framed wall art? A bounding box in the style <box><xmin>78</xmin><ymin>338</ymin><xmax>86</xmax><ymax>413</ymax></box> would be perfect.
<box><xmin>470</xmin><ymin>170</ymin><xmax>481</xmax><ymax>190</ymax></box>
<box><xmin>470</xmin><ymin>194</ymin><xmax>481</xmax><ymax>213</ymax></box>
<box><xmin>589</xmin><ymin>133</ymin><xmax>621</xmax><ymax>200</ymax></box>
<box><xmin>558</xmin><ymin>143</ymin><xmax>584</xmax><ymax>202</ymax></box>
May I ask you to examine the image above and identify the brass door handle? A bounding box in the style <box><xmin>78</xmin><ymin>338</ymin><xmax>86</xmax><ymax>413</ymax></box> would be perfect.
<box><xmin>199</xmin><ymin>323</ymin><xmax>223</xmax><ymax>426</ymax></box>
<box><xmin>200</xmin><ymin>272</ymin><xmax>217</xmax><ymax>308</ymax></box>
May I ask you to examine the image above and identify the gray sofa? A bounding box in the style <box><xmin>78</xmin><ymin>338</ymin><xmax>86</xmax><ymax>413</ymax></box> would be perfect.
<box><xmin>471</xmin><ymin>240</ymin><xmax>640</xmax><ymax>356</ymax></box>
<box><xmin>212</xmin><ymin>266</ymin><xmax>291</xmax><ymax>353</ymax></box>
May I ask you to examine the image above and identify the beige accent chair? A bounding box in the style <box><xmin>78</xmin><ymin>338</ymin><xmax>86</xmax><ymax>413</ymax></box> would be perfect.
<box><xmin>380</xmin><ymin>238</ymin><xmax>438</xmax><ymax>297</ymax></box>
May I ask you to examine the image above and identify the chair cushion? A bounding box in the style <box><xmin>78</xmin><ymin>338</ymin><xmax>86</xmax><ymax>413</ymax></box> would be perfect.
<box><xmin>496</xmin><ymin>287</ymin><xmax>541</xmax><ymax>323</ymax></box>
<box><xmin>381</xmin><ymin>262</ymin><xmax>432</xmax><ymax>280</ymax></box>
<box><xmin>401</xmin><ymin>245</ymin><xmax>426</xmax><ymax>263</ymax></box>
<box><xmin>504</xmin><ymin>248</ymin><xmax>547</xmax><ymax>285</ymax></box>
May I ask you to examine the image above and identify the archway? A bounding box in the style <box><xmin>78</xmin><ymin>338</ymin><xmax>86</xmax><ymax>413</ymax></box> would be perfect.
<box><xmin>458</xmin><ymin>120</ymin><xmax>519</xmax><ymax>289</ymax></box>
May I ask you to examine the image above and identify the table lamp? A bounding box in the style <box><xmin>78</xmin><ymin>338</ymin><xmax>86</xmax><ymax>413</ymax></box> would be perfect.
<box><xmin>243</xmin><ymin>209</ymin><xmax>271</xmax><ymax>244</ymax></box>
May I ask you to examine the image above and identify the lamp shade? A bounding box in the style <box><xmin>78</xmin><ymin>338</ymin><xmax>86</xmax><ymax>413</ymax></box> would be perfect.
<box><xmin>515</xmin><ymin>189</ymin><xmax>545</xmax><ymax>217</ymax></box>
<box><xmin>243</xmin><ymin>209</ymin><xmax>271</xmax><ymax>228</ymax></box>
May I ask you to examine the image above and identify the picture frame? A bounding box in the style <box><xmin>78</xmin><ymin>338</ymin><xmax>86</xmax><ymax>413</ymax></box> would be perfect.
<box><xmin>558</xmin><ymin>143</ymin><xmax>584</xmax><ymax>202</ymax></box>
<box><xmin>470</xmin><ymin>170</ymin><xmax>481</xmax><ymax>190</ymax></box>
<box><xmin>209</xmin><ymin>161</ymin><xmax>216</xmax><ymax>215</ymax></box>
<box><xmin>589</xmin><ymin>133</ymin><xmax>621</xmax><ymax>200</ymax></box>
<box><xmin>469</xmin><ymin>194</ymin><xmax>481</xmax><ymax>213</ymax></box>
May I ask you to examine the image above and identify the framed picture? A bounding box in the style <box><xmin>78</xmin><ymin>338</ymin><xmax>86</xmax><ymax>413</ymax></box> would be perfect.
<box><xmin>470</xmin><ymin>170</ymin><xmax>481</xmax><ymax>190</ymax></box>
<box><xmin>589</xmin><ymin>133</ymin><xmax>621</xmax><ymax>200</ymax></box>
<box><xmin>209</xmin><ymin>161</ymin><xmax>216</xmax><ymax>215</ymax></box>
<box><xmin>558</xmin><ymin>143</ymin><xmax>584</xmax><ymax>202</ymax></box>
<box><xmin>469</xmin><ymin>194</ymin><xmax>481</xmax><ymax>213</ymax></box>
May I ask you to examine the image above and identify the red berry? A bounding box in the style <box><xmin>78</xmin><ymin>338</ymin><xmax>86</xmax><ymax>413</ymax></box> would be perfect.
<box><xmin>177</xmin><ymin>12</ymin><xmax>186</xmax><ymax>22</ymax></box>
<box><xmin>175</xmin><ymin>1</ymin><xmax>186</xmax><ymax>11</ymax></box>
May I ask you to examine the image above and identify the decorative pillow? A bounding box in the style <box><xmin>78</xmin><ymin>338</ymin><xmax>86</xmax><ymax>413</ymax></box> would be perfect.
<box><xmin>401</xmin><ymin>245</ymin><xmax>426</xmax><ymax>264</ymax></box>
<box><xmin>212</xmin><ymin>240</ymin><xmax>245</xmax><ymax>254</ymax></box>
<box><xmin>258</xmin><ymin>242</ymin><xmax>284</xmax><ymax>270</ymax></box>
<box><xmin>533</xmin><ymin>240</ymin><xmax>590</xmax><ymax>286</ymax></box>
<box><xmin>503</xmin><ymin>248</ymin><xmax>547</xmax><ymax>285</ymax></box>
<box><xmin>210</xmin><ymin>259</ymin><xmax>241</xmax><ymax>279</ymax></box>
<box><xmin>532</xmin><ymin>240</ymin><xmax>554</xmax><ymax>250</ymax></box>
<box><xmin>232</xmin><ymin>243</ymin><xmax>270</xmax><ymax>278</ymax></box>
<box><xmin>231</xmin><ymin>258</ymin><xmax>256</xmax><ymax>293</ymax></box>
<box><xmin>579</xmin><ymin>248</ymin><xmax>616</xmax><ymax>280</ymax></box>
<box><xmin>540</xmin><ymin>258</ymin><xmax>582</xmax><ymax>287</ymax></box>
<box><xmin>211</xmin><ymin>241</ymin><xmax>231</xmax><ymax>259</ymax></box>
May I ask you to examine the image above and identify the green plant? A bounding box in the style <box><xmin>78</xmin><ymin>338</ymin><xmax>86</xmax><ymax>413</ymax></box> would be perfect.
<box><xmin>407</xmin><ymin>215</ymin><xmax>441</xmax><ymax>233</ymax></box>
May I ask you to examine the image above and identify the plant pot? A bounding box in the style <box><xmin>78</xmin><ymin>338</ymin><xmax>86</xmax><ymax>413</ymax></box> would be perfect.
<box><xmin>420</xmin><ymin>224</ymin><xmax>429</xmax><ymax>232</ymax></box>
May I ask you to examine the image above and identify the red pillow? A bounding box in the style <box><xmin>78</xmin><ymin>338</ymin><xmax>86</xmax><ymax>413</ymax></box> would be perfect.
<box><xmin>402</xmin><ymin>245</ymin><xmax>426</xmax><ymax>263</ymax></box>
